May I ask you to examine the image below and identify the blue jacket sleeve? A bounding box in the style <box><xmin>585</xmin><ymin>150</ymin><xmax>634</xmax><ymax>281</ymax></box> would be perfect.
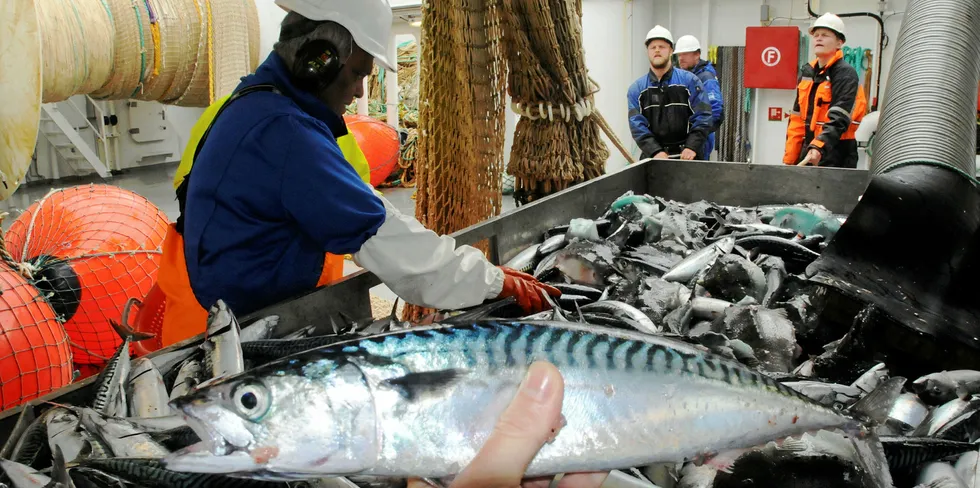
<box><xmin>684</xmin><ymin>75</ymin><xmax>714</xmax><ymax>154</ymax></box>
<box><xmin>628</xmin><ymin>80</ymin><xmax>663</xmax><ymax>158</ymax></box>
<box><xmin>698</xmin><ymin>71</ymin><xmax>725</xmax><ymax>132</ymax></box>
<box><xmin>279</xmin><ymin>116</ymin><xmax>387</xmax><ymax>255</ymax></box>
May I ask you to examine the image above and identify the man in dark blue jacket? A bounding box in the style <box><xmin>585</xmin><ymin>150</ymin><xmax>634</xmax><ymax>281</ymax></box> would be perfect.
<box><xmin>628</xmin><ymin>26</ymin><xmax>714</xmax><ymax>161</ymax></box>
<box><xmin>675</xmin><ymin>35</ymin><xmax>724</xmax><ymax>159</ymax></box>
<box><xmin>179</xmin><ymin>0</ymin><xmax>558</xmax><ymax>319</ymax></box>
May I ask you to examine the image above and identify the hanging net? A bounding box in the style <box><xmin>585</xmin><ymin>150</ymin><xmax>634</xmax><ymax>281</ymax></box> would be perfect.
<box><xmin>403</xmin><ymin>0</ymin><xmax>509</xmax><ymax>321</ymax></box>
<box><xmin>501</xmin><ymin>0</ymin><xmax>609</xmax><ymax>205</ymax></box>
<box><xmin>0</xmin><ymin>216</ymin><xmax>73</xmax><ymax>412</ymax></box>
<box><xmin>3</xmin><ymin>185</ymin><xmax>169</xmax><ymax>366</ymax></box>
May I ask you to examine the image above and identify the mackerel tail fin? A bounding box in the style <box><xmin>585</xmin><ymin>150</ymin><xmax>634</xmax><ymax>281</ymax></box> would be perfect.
<box><xmin>49</xmin><ymin>445</ymin><xmax>71</xmax><ymax>487</ymax></box>
<box><xmin>109</xmin><ymin>318</ymin><xmax>155</xmax><ymax>343</ymax></box>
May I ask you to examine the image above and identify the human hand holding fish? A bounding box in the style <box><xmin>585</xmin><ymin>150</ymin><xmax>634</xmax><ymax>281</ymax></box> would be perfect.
<box><xmin>407</xmin><ymin>361</ymin><xmax>609</xmax><ymax>488</ymax></box>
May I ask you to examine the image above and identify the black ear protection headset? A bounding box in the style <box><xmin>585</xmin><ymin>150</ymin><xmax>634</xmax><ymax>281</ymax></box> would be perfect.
<box><xmin>280</xmin><ymin>19</ymin><xmax>348</xmax><ymax>93</ymax></box>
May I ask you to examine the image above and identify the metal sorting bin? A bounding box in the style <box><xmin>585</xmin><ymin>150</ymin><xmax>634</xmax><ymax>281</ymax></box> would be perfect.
<box><xmin>0</xmin><ymin>159</ymin><xmax>870</xmax><ymax>446</ymax></box>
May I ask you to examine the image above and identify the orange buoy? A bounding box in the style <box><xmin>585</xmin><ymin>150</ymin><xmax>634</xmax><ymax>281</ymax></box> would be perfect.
<box><xmin>343</xmin><ymin>114</ymin><xmax>401</xmax><ymax>187</ymax></box>
<box><xmin>0</xmin><ymin>262</ymin><xmax>72</xmax><ymax>411</ymax></box>
<box><xmin>4</xmin><ymin>185</ymin><xmax>170</xmax><ymax>365</ymax></box>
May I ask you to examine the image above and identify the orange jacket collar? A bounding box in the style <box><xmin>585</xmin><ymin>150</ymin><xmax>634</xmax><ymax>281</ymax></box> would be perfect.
<box><xmin>811</xmin><ymin>49</ymin><xmax>844</xmax><ymax>70</ymax></box>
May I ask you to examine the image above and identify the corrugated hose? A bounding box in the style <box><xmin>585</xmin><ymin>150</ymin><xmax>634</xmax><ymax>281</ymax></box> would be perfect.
<box><xmin>870</xmin><ymin>0</ymin><xmax>980</xmax><ymax>180</ymax></box>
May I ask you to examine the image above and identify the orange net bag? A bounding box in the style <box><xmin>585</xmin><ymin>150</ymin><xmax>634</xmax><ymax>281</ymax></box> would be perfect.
<box><xmin>4</xmin><ymin>184</ymin><xmax>170</xmax><ymax>366</ymax></box>
<box><xmin>0</xmin><ymin>218</ymin><xmax>73</xmax><ymax>411</ymax></box>
<box><xmin>0</xmin><ymin>262</ymin><xmax>73</xmax><ymax>411</ymax></box>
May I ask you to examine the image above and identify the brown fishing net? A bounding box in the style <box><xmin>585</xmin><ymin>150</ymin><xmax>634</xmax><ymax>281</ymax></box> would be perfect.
<box><xmin>502</xmin><ymin>0</ymin><xmax>609</xmax><ymax>205</ymax></box>
<box><xmin>402</xmin><ymin>0</ymin><xmax>508</xmax><ymax>322</ymax></box>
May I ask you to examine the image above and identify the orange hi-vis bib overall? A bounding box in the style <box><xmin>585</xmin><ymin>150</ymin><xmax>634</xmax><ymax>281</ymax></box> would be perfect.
<box><xmin>150</xmin><ymin>87</ymin><xmax>375</xmax><ymax>349</ymax></box>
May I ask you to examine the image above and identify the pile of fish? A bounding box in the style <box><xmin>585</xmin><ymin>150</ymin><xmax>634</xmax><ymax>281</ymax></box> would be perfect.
<box><xmin>0</xmin><ymin>191</ymin><xmax>978</xmax><ymax>488</ymax></box>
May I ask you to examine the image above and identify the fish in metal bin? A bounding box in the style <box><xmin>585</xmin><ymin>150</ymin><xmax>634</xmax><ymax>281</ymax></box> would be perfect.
<box><xmin>13</xmin><ymin>190</ymin><xmax>980</xmax><ymax>487</ymax></box>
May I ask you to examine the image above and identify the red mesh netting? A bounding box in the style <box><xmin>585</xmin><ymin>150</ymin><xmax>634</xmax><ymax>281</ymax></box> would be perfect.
<box><xmin>0</xmin><ymin>262</ymin><xmax>72</xmax><ymax>411</ymax></box>
<box><xmin>344</xmin><ymin>114</ymin><xmax>401</xmax><ymax>188</ymax></box>
<box><xmin>4</xmin><ymin>184</ymin><xmax>170</xmax><ymax>365</ymax></box>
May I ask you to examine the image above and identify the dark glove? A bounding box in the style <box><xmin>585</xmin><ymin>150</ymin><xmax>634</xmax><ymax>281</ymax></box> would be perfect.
<box><xmin>497</xmin><ymin>267</ymin><xmax>562</xmax><ymax>314</ymax></box>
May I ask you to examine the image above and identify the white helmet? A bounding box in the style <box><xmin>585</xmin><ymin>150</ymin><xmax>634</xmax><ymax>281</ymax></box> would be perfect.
<box><xmin>274</xmin><ymin>0</ymin><xmax>396</xmax><ymax>72</ymax></box>
<box><xmin>674</xmin><ymin>35</ymin><xmax>701</xmax><ymax>54</ymax></box>
<box><xmin>810</xmin><ymin>13</ymin><xmax>846</xmax><ymax>42</ymax></box>
<box><xmin>645</xmin><ymin>25</ymin><xmax>674</xmax><ymax>48</ymax></box>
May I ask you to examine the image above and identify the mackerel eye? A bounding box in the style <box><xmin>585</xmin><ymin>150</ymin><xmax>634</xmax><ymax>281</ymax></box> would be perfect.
<box><xmin>232</xmin><ymin>382</ymin><xmax>271</xmax><ymax>421</ymax></box>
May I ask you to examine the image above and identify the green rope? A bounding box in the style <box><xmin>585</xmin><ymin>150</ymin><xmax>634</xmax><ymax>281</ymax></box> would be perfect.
<box><xmin>98</xmin><ymin>0</ymin><xmax>114</xmax><ymax>79</ymax></box>
<box><xmin>800</xmin><ymin>33</ymin><xmax>809</xmax><ymax>65</ymax></box>
<box><xmin>66</xmin><ymin>0</ymin><xmax>90</xmax><ymax>89</ymax></box>
<box><xmin>842</xmin><ymin>46</ymin><xmax>868</xmax><ymax>70</ymax></box>
<box><xmin>400</xmin><ymin>136</ymin><xmax>418</xmax><ymax>161</ymax></box>
<box><xmin>129</xmin><ymin>1</ymin><xmax>148</xmax><ymax>98</ymax></box>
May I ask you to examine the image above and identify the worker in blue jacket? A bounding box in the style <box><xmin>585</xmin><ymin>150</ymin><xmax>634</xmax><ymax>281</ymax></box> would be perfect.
<box><xmin>178</xmin><ymin>0</ymin><xmax>560</xmax><ymax>320</ymax></box>
<box><xmin>674</xmin><ymin>35</ymin><xmax>724</xmax><ymax>159</ymax></box>
<box><xmin>628</xmin><ymin>25</ymin><xmax>714</xmax><ymax>161</ymax></box>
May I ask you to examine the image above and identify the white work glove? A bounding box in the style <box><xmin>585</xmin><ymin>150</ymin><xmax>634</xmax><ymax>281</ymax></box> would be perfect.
<box><xmin>353</xmin><ymin>196</ymin><xmax>505</xmax><ymax>310</ymax></box>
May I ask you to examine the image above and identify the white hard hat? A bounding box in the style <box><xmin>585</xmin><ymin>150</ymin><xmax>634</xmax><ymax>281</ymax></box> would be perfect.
<box><xmin>645</xmin><ymin>25</ymin><xmax>674</xmax><ymax>47</ymax></box>
<box><xmin>674</xmin><ymin>35</ymin><xmax>701</xmax><ymax>54</ymax></box>
<box><xmin>810</xmin><ymin>13</ymin><xmax>846</xmax><ymax>42</ymax></box>
<box><xmin>274</xmin><ymin>0</ymin><xmax>396</xmax><ymax>72</ymax></box>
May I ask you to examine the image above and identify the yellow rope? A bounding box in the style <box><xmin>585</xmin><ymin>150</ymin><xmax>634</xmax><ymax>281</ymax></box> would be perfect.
<box><xmin>150</xmin><ymin>22</ymin><xmax>161</xmax><ymax>77</ymax></box>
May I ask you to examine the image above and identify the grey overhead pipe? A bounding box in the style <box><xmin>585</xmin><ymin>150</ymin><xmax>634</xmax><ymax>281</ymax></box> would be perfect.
<box><xmin>870</xmin><ymin>0</ymin><xmax>980</xmax><ymax>178</ymax></box>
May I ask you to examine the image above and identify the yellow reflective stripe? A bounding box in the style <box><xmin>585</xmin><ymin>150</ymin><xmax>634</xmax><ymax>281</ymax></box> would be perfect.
<box><xmin>171</xmin><ymin>99</ymin><xmax>381</xmax><ymax>294</ymax></box>
<box><xmin>176</xmin><ymin>104</ymin><xmax>376</xmax><ymax>191</ymax></box>
<box><xmin>336</xmin><ymin>133</ymin><xmax>372</xmax><ymax>186</ymax></box>
<box><xmin>174</xmin><ymin>95</ymin><xmax>232</xmax><ymax>190</ymax></box>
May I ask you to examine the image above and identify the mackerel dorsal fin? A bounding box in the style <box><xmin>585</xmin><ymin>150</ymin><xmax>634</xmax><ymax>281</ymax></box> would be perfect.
<box><xmin>389</xmin><ymin>298</ymin><xmax>400</xmax><ymax>321</ymax></box>
<box><xmin>849</xmin><ymin>376</ymin><xmax>907</xmax><ymax>424</ymax></box>
<box><xmin>441</xmin><ymin>297</ymin><xmax>519</xmax><ymax>325</ymax></box>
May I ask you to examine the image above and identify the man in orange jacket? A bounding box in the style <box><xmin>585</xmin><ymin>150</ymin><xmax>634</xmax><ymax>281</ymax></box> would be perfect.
<box><xmin>784</xmin><ymin>13</ymin><xmax>867</xmax><ymax>168</ymax></box>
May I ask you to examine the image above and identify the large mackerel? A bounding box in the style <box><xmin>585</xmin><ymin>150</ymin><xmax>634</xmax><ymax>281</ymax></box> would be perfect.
<box><xmin>164</xmin><ymin>320</ymin><xmax>860</xmax><ymax>479</ymax></box>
